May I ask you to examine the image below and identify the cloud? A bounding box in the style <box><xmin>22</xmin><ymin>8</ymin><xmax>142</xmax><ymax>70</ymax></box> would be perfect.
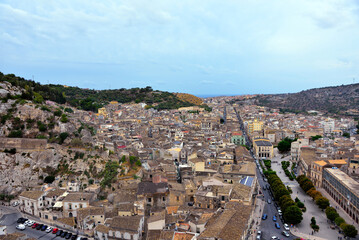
<box><xmin>1</xmin><ymin>0</ymin><xmax>359</xmax><ymax>95</ymax></box>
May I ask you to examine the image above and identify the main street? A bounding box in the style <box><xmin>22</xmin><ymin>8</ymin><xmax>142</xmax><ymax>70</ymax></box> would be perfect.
<box><xmin>234</xmin><ymin>107</ymin><xmax>295</xmax><ymax>239</ymax></box>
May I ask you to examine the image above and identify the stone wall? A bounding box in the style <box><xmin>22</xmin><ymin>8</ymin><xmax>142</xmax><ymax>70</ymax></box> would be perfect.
<box><xmin>0</xmin><ymin>138</ymin><xmax>47</xmax><ymax>150</ymax></box>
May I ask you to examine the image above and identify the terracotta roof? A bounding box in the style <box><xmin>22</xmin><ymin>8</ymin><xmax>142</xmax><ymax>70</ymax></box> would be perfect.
<box><xmin>173</xmin><ymin>232</ymin><xmax>196</xmax><ymax>240</ymax></box>
<box><xmin>56</xmin><ymin>217</ymin><xmax>76</xmax><ymax>227</ymax></box>
<box><xmin>328</xmin><ymin>159</ymin><xmax>347</xmax><ymax>165</ymax></box>
<box><xmin>105</xmin><ymin>215</ymin><xmax>143</xmax><ymax>233</ymax></box>
<box><xmin>77</xmin><ymin>206</ymin><xmax>104</xmax><ymax>220</ymax></box>
<box><xmin>62</xmin><ymin>192</ymin><xmax>94</xmax><ymax>202</ymax></box>
<box><xmin>314</xmin><ymin>160</ymin><xmax>328</xmax><ymax>167</ymax></box>
<box><xmin>45</xmin><ymin>188</ymin><xmax>66</xmax><ymax>198</ymax></box>
<box><xmin>146</xmin><ymin>230</ymin><xmax>162</xmax><ymax>240</ymax></box>
<box><xmin>198</xmin><ymin>202</ymin><xmax>251</xmax><ymax>240</ymax></box>
<box><xmin>95</xmin><ymin>224</ymin><xmax>110</xmax><ymax>234</ymax></box>
<box><xmin>166</xmin><ymin>206</ymin><xmax>179</xmax><ymax>214</ymax></box>
<box><xmin>19</xmin><ymin>190</ymin><xmax>44</xmax><ymax>200</ymax></box>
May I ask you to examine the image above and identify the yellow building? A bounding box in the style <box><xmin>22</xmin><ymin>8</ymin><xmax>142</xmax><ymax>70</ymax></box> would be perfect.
<box><xmin>253</xmin><ymin>138</ymin><xmax>273</xmax><ymax>159</ymax></box>
<box><xmin>247</xmin><ymin>119</ymin><xmax>264</xmax><ymax>135</ymax></box>
<box><xmin>98</xmin><ymin>107</ymin><xmax>108</xmax><ymax>117</ymax></box>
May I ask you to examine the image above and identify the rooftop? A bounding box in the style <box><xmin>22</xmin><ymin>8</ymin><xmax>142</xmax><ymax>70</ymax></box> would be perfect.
<box><xmin>325</xmin><ymin>168</ymin><xmax>359</xmax><ymax>198</ymax></box>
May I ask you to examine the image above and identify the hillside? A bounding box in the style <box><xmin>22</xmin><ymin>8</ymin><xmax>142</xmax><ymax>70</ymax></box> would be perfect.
<box><xmin>0</xmin><ymin>72</ymin><xmax>198</xmax><ymax>111</ymax></box>
<box><xmin>175</xmin><ymin>93</ymin><xmax>203</xmax><ymax>105</ymax></box>
<box><xmin>249</xmin><ymin>83</ymin><xmax>359</xmax><ymax>114</ymax></box>
<box><xmin>0</xmin><ymin>79</ymin><xmax>139</xmax><ymax>196</ymax></box>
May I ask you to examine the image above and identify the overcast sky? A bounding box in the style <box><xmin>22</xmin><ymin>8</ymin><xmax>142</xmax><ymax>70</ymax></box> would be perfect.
<box><xmin>1</xmin><ymin>0</ymin><xmax>359</xmax><ymax>96</ymax></box>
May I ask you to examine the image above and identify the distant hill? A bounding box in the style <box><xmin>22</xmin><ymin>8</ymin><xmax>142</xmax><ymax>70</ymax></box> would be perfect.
<box><xmin>175</xmin><ymin>93</ymin><xmax>203</xmax><ymax>105</ymax></box>
<box><xmin>251</xmin><ymin>83</ymin><xmax>359</xmax><ymax>114</ymax></box>
<box><xmin>0</xmin><ymin>72</ymin><xmax>202</xmax><ymax>111</ymax></box>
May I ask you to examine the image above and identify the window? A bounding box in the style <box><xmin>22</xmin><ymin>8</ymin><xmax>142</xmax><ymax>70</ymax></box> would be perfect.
<box><xmin>79</xmin><ymin>204</ymin><xmax>83</xmax><ymax>208</ymax></box>
<box><xmin>176</xmin><ymin>196</ymin><xmax>179</xmax><ymax>201</ymax></box>
<box><xmin>162</xmin><ymin>197</ymin><xmax>166</xmax><ymax>201</ymax></box>
<box><xmin>69</xmin><ymin>204</ymin><xmax>72</xmax><ymax>210</ymax></box>
<box><xmin>147</xmin><ymin>198</ymin><xmax>151</xmax><ymax>202</ymax></box>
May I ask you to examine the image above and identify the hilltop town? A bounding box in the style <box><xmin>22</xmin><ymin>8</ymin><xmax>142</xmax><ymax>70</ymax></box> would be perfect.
<box><xmin>0</xmin><ymin>77</ymin><xmax>359</xmax><ymax>240</ymax></box>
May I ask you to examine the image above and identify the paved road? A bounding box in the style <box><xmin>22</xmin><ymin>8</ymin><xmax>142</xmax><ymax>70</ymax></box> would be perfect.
<box><xmin>233</xmin><ymin>107</ymin><xmax>295</xmax><ymax>239</ymax></box>
<box><xmin>0</xmin><ymin>205</ymin><xmax>83</xmax><ymax>239</ymax></box>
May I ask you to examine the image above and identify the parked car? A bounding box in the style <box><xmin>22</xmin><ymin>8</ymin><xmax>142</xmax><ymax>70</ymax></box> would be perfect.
<box><xmin>36</xmin><ymin>224</ymin><xmax>43</xmax><ymax>230</ymax></box>
<box><xmin>61</xmin><ymin>231</ymin><xmax>67</xmax><ymax>237</ymax></box>
<box><xmin>16</xmin><ymin>224</ymin><xmax>26</xmax><ymax>230</ymax></box>
<box><xmin>25</xmin><ymin>220</ymin><xmax>34</xmax><ymax>226</ymax></box>
<box><xmin>46</xmin><ymin>226</ymin><xmax>53</xmax><ymax>233</ymax></box>
<box><xmin>282</xmin><ymin>231</ymin><xmax>290</xmax><ymax>237</ymax></box>
<box><xmin>17</xmin><ymin>217</ymin><xmax>27</xmax><ymax>224</ymax></box>
<box><xmin>65</xmin><ymin>232</ymin><xmax>73</xmax><ymax>239</ymax></box>
<box><xmin>71</xmin><ymin>235</ymin><xmax>78</xmax><ymax>240</ymax></box>
<box><xmin>283</xmin><ymin>223</ymin><xmax>290</xmax><ymax>231</ymax></box>
<box><xmin>262</xmin><ymin>185</ymin><xmax>266</xmax><ymax>190</ymax></box>
<box><xmin>278</xmin><ymin>210</ymin><xmax>282</xmax><ymax>216</ymax></box>
<box><xmin>262</xmin><ymin>214</ymin><xmax>267</xmax><ymax>220</ymax></box>
<box><xmin>271</xmin><ymin>236</ymin><xmax>278</xmax><ymax>240</ymax></box>
<box><xmin>32</xmin><ymin>223</ymin><xmax>39</xmax><ymax>229</ymax></box>
<box><xmin>12</xmin><ymin>201</ymin><xmax>19</xmax><ymax>207</ymax></box>
<box><xmin>256</xmin><ymin>230</ymin><xmax>262</xmax><ymax>240</ymax></box>
<box><xmin>267</xmin><ymin>199</ymin><xmax>271</xmax><ymax>204</ymax></box>
<box><xmin>275</xmin><ymin>222</ymin><xmax>280</xmax><ymax>229</ymax></box>
<box><xmin>52</xmin><ymin>228</ymin><xmax>59</xmax><ymax>234</ymax></box>
<box><xmin>273</xmin><ymin>216</ymin><xmax>277</xmax><ymax>221</ymax></box>
<box><xmin>41</xmin><ymin>225</ymin><xmax>47</xmax><ymax>231</ymax></box>
<box><xmin>56</xmin><ymin>230</ymin><xmax>63</xmax><ymax>236</ymax></box>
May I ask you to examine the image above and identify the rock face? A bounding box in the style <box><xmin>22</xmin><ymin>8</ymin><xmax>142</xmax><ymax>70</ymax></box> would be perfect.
<box><xmin>0</xmin><ymin>149</ymin><xmax>62</xmax><ymax>195</ymax></box>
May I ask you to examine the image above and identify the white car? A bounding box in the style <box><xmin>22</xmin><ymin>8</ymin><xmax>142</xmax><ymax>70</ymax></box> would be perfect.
<box><xmin>45</xmin><ymin>226</ymin><xmax>53</xmax><ymax>233</ymax></box>
<box><xmin>271</xmin><ymin>237</ymin><xmax>278</xmax><ymax>240</ymax></box>
<box><xmin>16</xmin><ymin>224</ymin><xmax>26</xmax><ymax>230</ymax></box>
<box><xmin>278</xmin><ymin>209</ymin><xmax>282</xmax><ymax>216</ymax></box>
<box><xmin>25</xmin><ymin>220</ymin><xmax>34</xmax><ymax>227</ymax></box>
<box><xmin>283</xmin><ymin>223</ymin><xmax>290</xmax><ymax>231</ymax></box>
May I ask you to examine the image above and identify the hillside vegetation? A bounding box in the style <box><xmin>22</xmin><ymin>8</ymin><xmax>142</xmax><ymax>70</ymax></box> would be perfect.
<box><xmin>175</xmin><ymin>93</ymin><xmax>203</xmax><ymax>105</ymax></box>
<box><xmin>249</xmin><ymin>83</ymin><xmax>359</xmax><ymax>114</ymax></box>
<box><xmin>0</xmin><ymin>72</ymin><xmax>199</xmax><ymax>111</ymax></box>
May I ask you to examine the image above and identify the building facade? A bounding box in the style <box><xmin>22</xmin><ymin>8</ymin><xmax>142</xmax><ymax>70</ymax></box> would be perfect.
<box><xmin>322</xmin><ymin>168</ymin><xmax>359</xmax><ymax>224</ymax></box>
<box><xmin>253</xmin><ymin>138</ymin><xmax>273</xmax><ymax>159</ymax></box>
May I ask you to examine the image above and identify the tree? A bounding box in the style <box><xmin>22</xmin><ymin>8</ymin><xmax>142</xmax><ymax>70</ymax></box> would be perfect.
<box><xmin>44</xmin><ymin>175</ymin><xmax>55</xmax><ymax>184</ymax></box>
<box><xmin>341</xmin><ymin>224</ymin><xmax>358</xmax><ymax>238</ymax></box>
<box><xmin>33</xmin><ymin>92</ymin><xmax>44</xmax><ymax>103</ymax></box>
<box><xmin>335</xmin><ymin>217</ymin><xmax>345</xmax><ymax>226</ymax></box>
<box><xmin>283</xmin><ymin>205</ymin><xmax>303</xmax><ymax>224</ymax></box>
<box><xmin>311</xmin><ymin>135</ymin><xmax>322</xmax><ymax>141</ymax></box>
<box><xmin>302</xmin><ymin>180</ymin><xmax>315</xmax><ymax>192</ymax></box>
<box><xmin>279</xmin><ymin>195</ymin><xmax>292</xmax><ymax>206</ymax></box>
<box><xmin>120</xmin><ymin>155</ymin><xmax>126</xmax><ymax>163</ymax></box>
<box><xmin>311</xmin><ymin>217</ymin><xmax>316</xmax><ymax>225</ymax></box>
<box><xmin>278</xmin><ymin>137</ymin><xmax>294</xmax><ymax>153</ymax></box>
<box><xmin>316</xmin><ymin>197</ymin><xmax>330</xmax><ymax>210</ymax></box>
<box><xmin>325</xmin><ymin>207</ymin><xmax>339</xmax><ymax>221</ymax></box>
<box><xmin>129</xmin><ymin>156</ymin><xmax>137</xmax><ymax>165</ymax></box>
<box><xmin>59</xmin><ymin>132</ymin><xmax>69</xmax><ymax>144</ymax></box>
<box><xmin>307</xmin><ymin>188</ymin><xmax>321</xmax><ymax>200</ymax></box>
<box><xmin>342</xmin><ymin>132</ymin><xmax>350</xmax><ymax>138</ymax></box>
<box><xmin>60</xmin><ymin>114</ymin><xmax>68</xmax><ymax>123</ymax></box>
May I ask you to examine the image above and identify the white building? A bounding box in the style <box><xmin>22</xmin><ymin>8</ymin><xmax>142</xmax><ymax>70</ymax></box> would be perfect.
<box><xmin>19</xmin><ymin>191</ymin><xmax>45</xmax><ymax>218</ymax></box>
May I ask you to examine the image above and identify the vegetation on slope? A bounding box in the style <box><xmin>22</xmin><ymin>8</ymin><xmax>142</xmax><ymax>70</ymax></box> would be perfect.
<box><xmin>0</xmin><ymin>72</ymin><xmax>200</xmax><ymax>111</ymax></box>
